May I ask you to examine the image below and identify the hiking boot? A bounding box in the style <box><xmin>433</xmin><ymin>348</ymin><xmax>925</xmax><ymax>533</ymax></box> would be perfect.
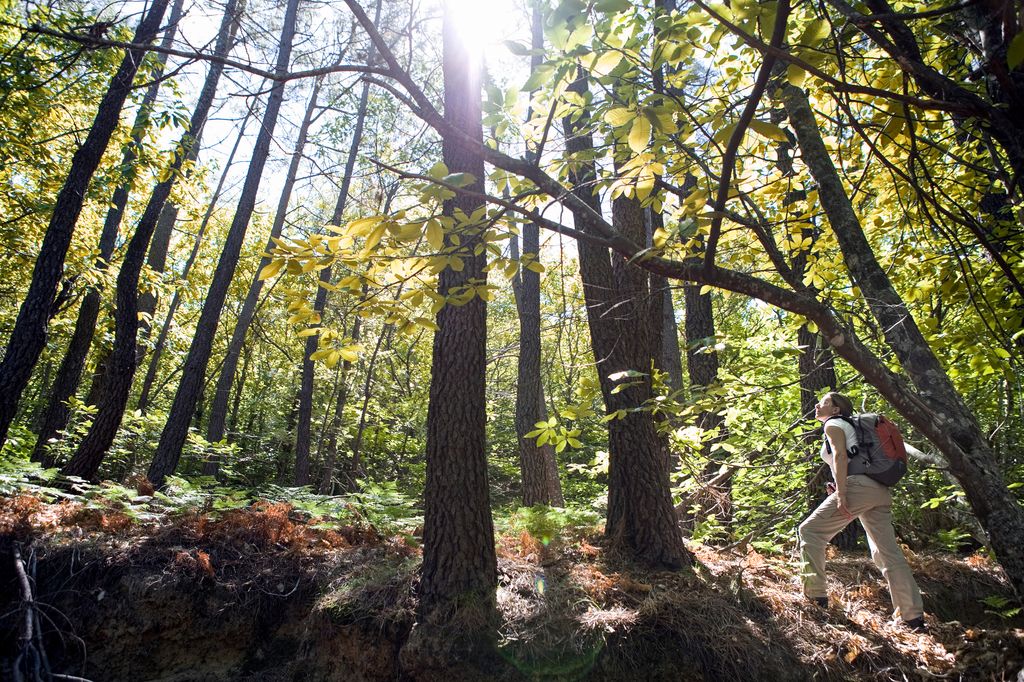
<box><xmin>808</xmin><ymin>596</ymin><xmax>828</xmax><ymax>608</ymax></box>
<box><xmin>903</xmin><ymin>616</ymin><xmax>927</xmax><ymax>633</ymax></box>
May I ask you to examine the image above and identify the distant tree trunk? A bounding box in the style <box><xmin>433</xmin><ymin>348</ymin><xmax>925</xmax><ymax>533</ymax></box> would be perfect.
<box><xmin>561</xmin><ymin>70</ymin><xmax>689</xmax><ymax>568</ymax></box>
<box><xmin>136</xmin><ymin>105</ymin><xmax>255</xmax><ymax>415</ymax></box>
<box><xmin>682</xmin><ymin>282</ymin><xmax>731</xmax><ymax>528</ymax></box>
<box><xmin>347</xmin><ymin>322</ymin><xmax>389</xmax><ymax>485</ymax></box>
<box><xmin>0</xmin><ymin>0</ymin><xmax>172</xmax><ymax>448</ymax></box>
<box><xmin>62</xmin><ymin>0</ymin><xmax>240</xmax><ymax>480</ymax></box>
<box><xmin>226</xmin><ymin>341</ymin><xmax>251</xmax><ymax>437</ymax></box>
<box><xmin>31</xmin><ymin>0</ymin><xmax>185</xmax><ymax>464</ymax></box>
<box><xmin>513</xmin><ymin>5</ymin><xmax>562</xmax><ymax>507</ymax></box>
<box><xmin>147</xmin><ymin>0</ymin><xmax>300</xmax><ymax>488</ymax></box>
<box><xmin>782</xmin><ymin>82</ymin><xmax>1024</xmax><ymax>595</ymax></box>
<box><xmin>651</xmin><ymin>0</ymin><xmax>684</xmax><ymax>398</ymax></box>
<box><xmin>294</xmin><ymin>0</ymin><xmax>381</xmax><ymax>486</ymax></box>
<box><xmin>318</xmin><ymin>313</ymin><xmax>360</xmax><ymax>494</ymax></box>
<box><xmin>415</xmin><ymin>8</ymin><xmax>497</xmax><ymax>620</ymax></box>
<box><xmin>207</xmin><ymin>74</ymin><xmax>324</xmax><ymax>462</ymax></box>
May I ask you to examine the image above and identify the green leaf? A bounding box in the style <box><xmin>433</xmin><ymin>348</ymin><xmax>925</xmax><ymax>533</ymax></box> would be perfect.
<box><xmin>504</xmin><ymin>40</ymin><xmax>531</xmax><ymax>56</ymax></box>
<box><xmin>594</xmin><ymin>0</ymin><xmax>631</xmax><ymax>12</ymax></box>
<box><xmin>523</xmin><ymin>64</ymin><xmax>555</xmax><ymax>92</ymax></box>
<box><xmin>798</xmin><ymin>19</ymin><xmax>829</xmax><ymax>48</ymax></box>
<box><xmin>1009</xmin><ymin>32</ymin><xmax>1024</xmax><ymax>70</ymax></box>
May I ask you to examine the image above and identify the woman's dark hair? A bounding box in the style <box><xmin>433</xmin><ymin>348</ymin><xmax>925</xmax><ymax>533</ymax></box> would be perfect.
<box><xmin>823</xmin><ymin>392</ymin><xmax>854</xmax><ymax>417</ymax></box>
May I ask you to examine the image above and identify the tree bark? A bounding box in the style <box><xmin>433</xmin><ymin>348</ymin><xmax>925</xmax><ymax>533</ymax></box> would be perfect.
<box><xmin>513</xmin><ymin>5</ymin><xmax>563</xmax><ymax>507</ymax></box>
<box><xmin>604</xmin><ymin>181</ymin><xmax>690</xmax><ymax>568</ymax></box>
<box><xmin>782</xmin><ymin>82</ymin><xmax>1024</xmax><ymax>595</ymax></box>
<box><xmin>31</xmin><ymin>0</ymin><xmax>185</xmax><ymax>464</ymax></box>
<box><xmin>559</xmin><ymin>70</ymin><xmax>689</xmax><ymax>568</ymax></box>
<box><xmin>147</xmin><ymin>0</ymin><xmax>300</xmax><ymax>488</ymax></box>
<box><xmin>136</xmin><ymin>105</ymin><xmax>255</xmax><ymax>415</ymax></box>
<box><xmin>318</xmin><ymin>313</ymin><xmax>360</xmax><ymax>494</ymax></box>
<box><xmin>207</xmin><ymin>74</ymin><xmax>323</xmax><ymax>449</ymax></box>
<box><xmin>0</xmin><ymin>0</ymin><xmax>172</xmax><ymax>447</ymax></box>
<box><xmin>416</xmin><ymin>8</ymin><xmax>497</xmax><ymax>620</ymax></box>
<box><xmin>294</xmin><ymin>0</ymin><xmax>381</xmax><ymax>486</ymax></box>
<box><xmin>62</xmin><ymin>0</ymin><xmax>240</xmax><ymax>480</ymax></box>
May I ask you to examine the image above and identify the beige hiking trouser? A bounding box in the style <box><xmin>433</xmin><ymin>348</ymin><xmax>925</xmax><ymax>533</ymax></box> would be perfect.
<box><xmin>799</xmin><ymin>474</ymin><xmax>924</xmax><ymax>621</ymax></box>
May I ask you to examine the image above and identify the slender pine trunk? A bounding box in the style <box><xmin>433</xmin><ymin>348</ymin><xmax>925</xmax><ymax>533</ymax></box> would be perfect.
<box><xmin>148</xmin><ymin>0</ymin><xmax>301</xmax><ymax>488</ymax></box>
<box><xmin>62</xmin><ymin>0</ymin><xmax>241</xmax><ymax>480</ymax></box>
<box><xmin>32</xmin><ymin>0</ymin><xmax>185</xmax><ymax>464</ymax></box>
<box><xmin>0</xmin><ymin>0</ymin><xmax>172</xmax><ymax>447</ymax></box>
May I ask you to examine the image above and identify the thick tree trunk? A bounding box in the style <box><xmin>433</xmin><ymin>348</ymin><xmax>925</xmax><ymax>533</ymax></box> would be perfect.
<box><xmin>62</xmin><ymin>0</ymin><xmax>240</xmax><ymax>480</ymax></box>
<box><xmin>147</xmin><ymin>0</ymin><xmax>300</xmax><ymax>488</ymax></box>
<box><xmin>782</xmin><ymin>83</ymin><xmax>1024</xmax><ymax>595</ymax></box>
<box><xmin>604</xmin><ymin>185</ymin><xmax>690</xmax><ymax>567</ymax></box>
<box><xmin>0</xmin><ymin>0</ymin><xmax>171</xmax><ymax>447</ymax></box>
<box><xmin>416</xmin><ymin>9</ymin><xmax>497</xmax><ymax>620</ymax></box>
<box><xmin>207</xmin><ymin>75</ymin><xmax>323</xmax><ymax>449</ymax></box>
<box><xmin>137</xmin><ymin>106</ymin><xmax>254</xmax><ymax>415</ymax></box>
<box><xmin>560</xmin><ymin>71</ymin><xmax>689</xmax><ymax>568</ymax></box>
<box><xmin>31</xmin><ymin>0</ymin><xmax>185</xmax><ymax>464</ymax></box>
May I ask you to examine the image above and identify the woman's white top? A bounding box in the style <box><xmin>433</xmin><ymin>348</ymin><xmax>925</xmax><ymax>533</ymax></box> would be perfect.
<box><xmin>820</xmin><ymin>417</ymin><xmax>859</xmax><ymax>468</ymax></box>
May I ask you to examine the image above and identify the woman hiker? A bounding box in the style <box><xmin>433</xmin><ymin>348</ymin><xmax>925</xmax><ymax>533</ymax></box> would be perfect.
<box><xmin>799</xmin><ymin>391</ymin><xmax>927</xmax><ymax>632</ymax></box>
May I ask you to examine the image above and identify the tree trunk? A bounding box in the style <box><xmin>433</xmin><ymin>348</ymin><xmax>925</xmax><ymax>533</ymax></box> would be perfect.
<box><xmin>318</xmin><ymin>313</ymin><xmax>360</xmax><ymax>494</ymax></box>
<box><xmin>605</xmin><ymin>182</ymin><xmax>690</xmax><ymax>567</ymax></box>
<box><xmin>207</xmin><ymin>74</ymin><xmax>323</xmax><ymax>450</ymax></box>
<box><xmin>0</xmin><ymin>0</ymin><xmax>172</xmax><ymax>447</ymax></box>
<box><xmin>294</xmin><ymin>0</ymin><xmax>381</xmax><ymax>486</ymax></box>
<box><xmin>31</xmin><ymin>0</ymin><xmax>185</xmax><ymax>464</ymax></box>
<box><xmin>137</xmin><ymin>105</ymin><xmax>255</xmax><ymax>415</ymax></box>
<box><xmin>416</xmin><ymin>8</ymin><xmax>497</xmax><ymax>620</ymax></box>
<box><xmin>62</xmin><ymin>0</ymin><xmax>240</xmax><ymax>480</ymax></box>
<box><xmin>559</xmin><ymin>69</ymin><xmax>689</xmax><ymax>568</ymax></box>
<box><xmin>147</xmin><ymin>0</ymin><xmax>300</xmax><ymax>488</ymax></box>
<box><xmin>782</xmin><ymin>82</ymin><xmax>1024</xmax><ymax>595</ymax></box>
<box><xmin>513</xmin><ymin>5</ymin><xmax>563</xmax><ymax>507</ymax></box>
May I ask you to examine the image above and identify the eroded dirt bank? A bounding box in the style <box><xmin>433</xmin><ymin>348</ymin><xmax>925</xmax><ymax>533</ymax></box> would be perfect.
<box><xmin>2</xmin><ymin>496</ymin><xmax>1022</xmax><ymax>681</ymax></box>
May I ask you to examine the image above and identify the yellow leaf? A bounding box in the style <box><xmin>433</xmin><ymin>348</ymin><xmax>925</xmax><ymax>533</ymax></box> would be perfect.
<box><xmin>786</xmin><ymin>64</ymin><xmax>806</xmax><ymax>87</ymax></box>
<box><xmin>605</xmin><ymin>107</ymin><xmax>633</xmax><ymax>127</ymax></box>
<box><xmin>296</xmin><ymin>328</ymin><xmax>320</xmax><ymax>337</ymax></box>
<box><xmin>258</xmin><ymin>260</ymin><xmax>284</xmax><ymax>281</ymax></box>
<box><xmin>394</xmin><ymin>222</ymin><xmax>421</xmax><ymax>242</ymax></box>
<box><xmin>414</xmin><ymin>316</ymin><xmax>439</xmax><ymax>331</ymax></box>
<box><xmin>364</xmin><ymin>222</ymin><xmax>387</xmax><ymax>251</ymax></box>
<box><xmin>628</xmin><ymin>116</ymin><xmax>651</xmax><ymax>153</ymax></box>
<box><xmin>339</xmin><ymin>345</ymin><xmax>361</xmax><ymax>362</ymax></box>
<box><xmin>426</xmin><ymin>220</ymin><xmax>444</xmax><ymax>251</ymax></box>
<box><xmin>449</xmin><ymin>256</ymin><xmax>464</xmax><ymax>272</ymax></box>
<box><xmin>324</xmin><ymin>350</ymin><xmax>340</xmax><ymax>369</ymax></box>
<box><xmin>525</xmin><ymin>261</ymin><xmax>545</xmax><ymax>274</ymax></box>
<box><xmin>346</xmin><ymin>216</ymin><xmax>380</xmax><ymax>237</ymax></box>
<box><xmin>592</xmin><ymin>50</ymin><xmax>624</xmax><ymax>76</ymax></box>
<box><xmin>749</xmin><ymin>120</ymin><xmax>789</xmax><ymax>142</ymax></box>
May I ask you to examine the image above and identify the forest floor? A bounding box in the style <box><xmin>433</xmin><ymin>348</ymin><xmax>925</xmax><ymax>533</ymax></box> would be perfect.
<box><xmin>1</xmin><ymin>492</ymin><xmax>1022</xmax><ymax>681</ymax></box>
